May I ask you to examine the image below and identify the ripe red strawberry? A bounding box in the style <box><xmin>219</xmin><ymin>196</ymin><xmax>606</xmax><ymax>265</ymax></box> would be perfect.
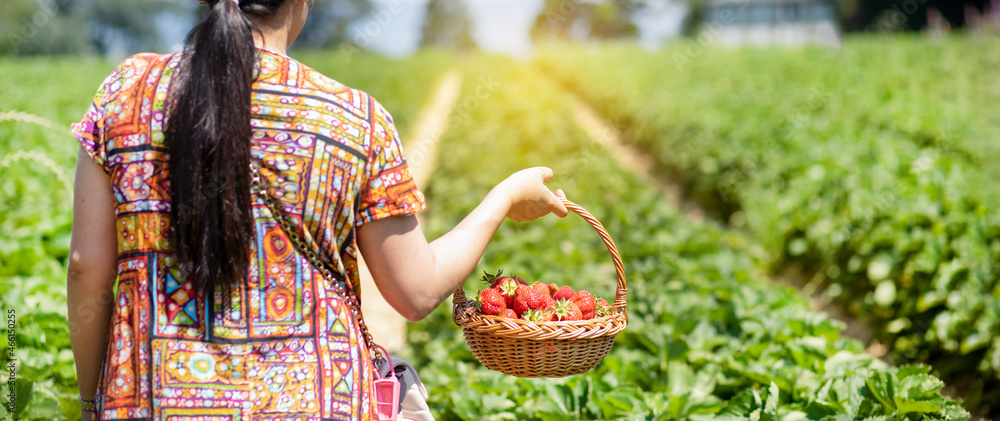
<box><xmin>490</xmin><ymin>276</ymin><xmax>515</xmax><ymax>290</ymax></box>
<box><xmin>531</xmin><ymin>282</ymin><xmax>551</xmax><ymax>297</ymax></box>
<box><xmin>500</xmin><ymin>309</ymin><xmax>518</xmax><ymax>319</ymax></box>
<box><xmin>595</xmin><ymin>298</ymin><xmax>611</xmax><ymax>317</ymax></box>
<box><xmin>481</xmin><ymin>269</ymin><xmax>514</xmax><ymax>289</ymax></box>
<box><xmin>552</xmin><ymin>285</ymin><xmax>575</xmax><ymax>301</ymax></box>
<box><xmin>550</xmin><ymin>298</ymin><xmax>583</xmax><ymax>321</ymax></box>
<box><xmin>478</xmin><ymin>288</ymin><xmax>506</xmax><ymax>315</ymax></box>
<box><xmin>495</xmin><ymin>278</ymin><xmax>520</xmax><ymax>307</ymax></box>
<box><xmin>539</xmin><ymin>295</ymin><xmax>556</xmax><ymax>312</ymax></box>
<box><xmin>572</xmin><ymin>290</ymin><xmax>596</xmax><ymax>319</ymax></box>
<box><xmin>512</xmin><ymin>286</ymin><xmax>548</xmax><ymax>316</ymax></box>
<box><xmin>511</xmin><ymin>285</ymin><xmax>532</xmax><ymax>315</ymax></box>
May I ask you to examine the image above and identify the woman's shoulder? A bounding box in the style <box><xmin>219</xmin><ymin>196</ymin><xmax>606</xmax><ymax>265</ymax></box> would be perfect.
<box><xmin>258</xmin><ymin>51</ymin><xmax>391</xmax><ymax>126</ymax></box>
<box><xmin>96</xmin><ymin>52</ymin><xmax>177</xmax><ymax>102</ymax></box>
<box><xmin>107</xmin><ymin>52</ymin><xmax>175</xmax><ymax>79</ymax></box>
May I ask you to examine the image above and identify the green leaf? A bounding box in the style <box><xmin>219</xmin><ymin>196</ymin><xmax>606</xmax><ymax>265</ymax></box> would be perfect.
<box><xmin>13</xmin><ymin>377</ymin><xmax>34</xmax><ymax>416</ymax></box>
<box><xmin>762</xmin><ymin>382</ymin><xmax>779</xmax><ymax>421</ymax></box>
<box><xmin>896</xmin><ymin>398</ymin><xmax>943</xmax><ymax>415</ymax></box>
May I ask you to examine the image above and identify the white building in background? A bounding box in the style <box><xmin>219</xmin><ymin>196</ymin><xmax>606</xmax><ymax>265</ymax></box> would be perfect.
<box><xmin>702</xmin><ymin>0</ymin><xmax>841</xmax><ymax>47</ymax></box>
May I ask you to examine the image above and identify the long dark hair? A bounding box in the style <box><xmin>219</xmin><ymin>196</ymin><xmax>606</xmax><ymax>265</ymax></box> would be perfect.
<box><xmin>167</xmin><ymin>0</ymin><xmax>287</xmax><ymax>296</ymax></box>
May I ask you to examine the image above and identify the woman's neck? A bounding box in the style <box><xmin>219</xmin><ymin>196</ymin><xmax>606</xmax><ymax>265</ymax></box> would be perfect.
<box><xmin>249</xmin><ymin>10</ymin><xmax>295</xmax><ymax>56</ymax></box>
<box><xmin>252</xmin><ymin>27</ymin><xmax>290</xmax><ymax>56</ymax></box>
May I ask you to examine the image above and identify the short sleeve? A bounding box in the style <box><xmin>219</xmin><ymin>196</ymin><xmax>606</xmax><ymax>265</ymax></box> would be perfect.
<box><xmin>355</xmin><ymin>98</ymin><xmax>427</xmax><ymax>227</ymax></box>
<box><xmin>70</xmin><ymin>55</ymin><xmax>147</xmax><ymax>171</ymax></box>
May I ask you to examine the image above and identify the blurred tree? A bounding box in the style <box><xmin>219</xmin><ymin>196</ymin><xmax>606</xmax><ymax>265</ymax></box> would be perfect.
<box><xmin>679</xmin><ymin>0</ymin><xmax>705</xmax><ymax>36</ymax></box>
<box><xmin>1</xmin><ymin>0</ymin><xmax>183</xmax><ymax>56</ymax></box>
<box><xmin>2</xmin><ymin>0</ymin><xmax>373</xmax><ymax>55</ymax></box>
<box><xmin>839</xmin><ymin>0</ymin><xmax>990</xmax><ymax>32</ymax></box>
<box><xmin>531</xmin><ymin>0</ymin><xmax>586</xmax><ymax>40</ymax></box>
<box><xmin>296</xmin><ymin>0</ymin><xmax>373</xmax><ymax>48</ymax></box>
<box><xmin>531</xmin><ymin>0</ymin><xmax>642</xmax><ymax>42</ymax></box>
<box><xmin>588</xmin><ymin>0</ymin><xmax>641</xmax><ymax>38</ymax></box>
<box><xmin>91</xmin><ymin>0</ymin><xmax>185</xmax><ymax>54</ymax></box>
<box><xmin>2</xmin><ymin>0</ymin><xmax>91</xmax><ymax>55</ymax></box>
<box><xmin>419</xmin><ymin>0</ymin><xmax>477</xmax><ymax>52</ymax></box>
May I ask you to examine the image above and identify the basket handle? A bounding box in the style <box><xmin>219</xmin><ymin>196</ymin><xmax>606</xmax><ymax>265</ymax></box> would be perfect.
<box><xmin>453</xmin><ymin>198</ymin><xmax>628</xmax><ymax>319</ymax></box>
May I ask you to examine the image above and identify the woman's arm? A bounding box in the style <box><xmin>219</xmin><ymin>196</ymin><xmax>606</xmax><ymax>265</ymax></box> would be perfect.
<box><xmin>67</xmin><ymin>147</ymin><xmax>118</xmax><ymax>410</ymax></box>
<box><xmin>356</xmin><ymin>167</ymin><xmax>568</xmax><ymax>321</ymax></box>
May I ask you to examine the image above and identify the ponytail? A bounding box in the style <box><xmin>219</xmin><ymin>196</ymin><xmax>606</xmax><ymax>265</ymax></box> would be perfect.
<box><xmin>167</xmin><ymin>0</ymin><xmax>257</xmax><ymax>296</ymax></box>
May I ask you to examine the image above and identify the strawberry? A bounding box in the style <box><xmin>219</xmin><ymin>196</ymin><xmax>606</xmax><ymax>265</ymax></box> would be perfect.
<box><xmin>512</xmin><ymin>286</ymin><xmax>549</xmax><ymax>316</ymax></box>
<box><xmin>500</xmin><ymin>308</ymin><xmax>518</xmax><ymax>319</ymax></box>
<box><xmin>481</xmin><ymin>269</ymin><xmax>517</xmax><ymax>289</ymax></box>
<box><xmin>547</xmin><ymin>283</ymin><xmax>559</xmax><ymax>296</ymax></box>
<box><xmin>572</xmin><ymin>290</ymin><xmax>596</xmax><ymax>319</ymax></box>
<box><xmin>531</xmin><ymin>282</ymin><xmax>551</xmax><ymax>297</ymax></box>
<box><xmin>478</xmin><ymin>288</ymin><xmax>506</xmax><ymax>315</ymax></box>
<box><xmin>595</xmin><ymin>298</ymin><xmax>611</xmax><ymax>317</ymax></box>
<box><xmin>512</xmin><ymin>285</ymin><xmax>532</xmax><ymax>315</ymax></box>
<box><xmin>495</xmin><ymin>278</ymin><xmax>520</xmax><ymax>307</ymax></box>
<box><xmin>539</xmin><ymin>294</ymin><xmax>556</xmax><ymax>312</ymax></box>
<box><xmin>491</xmin><ymin>277</ymin><xmax>515</xmax><ymax>289</ymax></box>
<box><xmin>550</xmin><ymin>298</ymin><xmax>583</xmax><ymax>321</ymax></box>
<box><xmin>552</xmin><ymin>285</ymin><xmax>575</xmax><ymax>301</ymax></box>
<box><xmin>514</xmin><ymin>275</ymin><xmax>529</xmax><ymax>286</ymax></box>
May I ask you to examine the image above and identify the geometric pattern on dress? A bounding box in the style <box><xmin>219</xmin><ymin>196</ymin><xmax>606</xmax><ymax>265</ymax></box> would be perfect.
<box><xmin>72</xmin><ymin>49</ymin><xmax>425</xmax><ymax>421</ymax></box>
<box><xmin>164</xmin><ymin>270</ymin><xmax>198</xmax><ymax>326</ymax></box>
<box><xmin>99</xmin><ymin>253</ymin><xmax>154</xmax><ymax>419</ymax></box>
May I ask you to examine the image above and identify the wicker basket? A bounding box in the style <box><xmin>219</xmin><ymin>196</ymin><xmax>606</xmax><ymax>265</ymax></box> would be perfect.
<box><xmin>452</xmin><ymin>199</ymin><xmax>628</xmax><ymax>378</ymax></box>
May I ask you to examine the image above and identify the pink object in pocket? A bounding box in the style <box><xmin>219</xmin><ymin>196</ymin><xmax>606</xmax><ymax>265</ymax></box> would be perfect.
<box><xmin>372</xmin><ymin>346</ymin><xmax>399</xmax><ymax>421</ymax></box>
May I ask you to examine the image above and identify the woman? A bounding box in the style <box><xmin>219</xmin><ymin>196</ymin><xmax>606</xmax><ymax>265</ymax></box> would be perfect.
<box><xmin>67</xmin><ymin>0</ymin><xmax>568</xmax><ymax>419</ymax></box>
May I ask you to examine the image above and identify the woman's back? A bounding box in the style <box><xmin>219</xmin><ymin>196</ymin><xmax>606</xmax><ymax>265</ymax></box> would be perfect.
<box><xmin>72</xmin><ymin>49</ymin><xmax>424</xmax><ymax>420</ymax></box>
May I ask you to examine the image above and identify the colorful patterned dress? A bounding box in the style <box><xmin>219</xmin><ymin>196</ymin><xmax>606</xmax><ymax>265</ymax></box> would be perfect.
<box><xmin>71</xmin><ymin>49</ymin><xmax>426</xmax><ymax>421</ymax></box>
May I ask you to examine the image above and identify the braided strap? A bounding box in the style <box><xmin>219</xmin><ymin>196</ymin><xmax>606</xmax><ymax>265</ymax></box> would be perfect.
<box><xmin>80</xmin><ymin>397</ymin><xmax>97</xmax><ymax>412</ymax></box>
<box><xmin>250</xmin><ymin>162</ymin><xmax>385</xmax><ymax>364</ymax></box>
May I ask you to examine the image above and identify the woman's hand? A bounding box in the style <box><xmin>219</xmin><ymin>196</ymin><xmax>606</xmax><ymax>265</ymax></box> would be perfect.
<box><xmin>493</xmin><ymin>167</ymin><xmax>569</xmax><ymax>221</ymax></box>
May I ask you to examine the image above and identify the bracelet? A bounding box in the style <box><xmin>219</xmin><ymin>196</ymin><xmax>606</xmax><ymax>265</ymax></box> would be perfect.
<box><xmin>80</xmin><ymin>397</ymin><xmax>97</xmax><ymax>412</ymax></box>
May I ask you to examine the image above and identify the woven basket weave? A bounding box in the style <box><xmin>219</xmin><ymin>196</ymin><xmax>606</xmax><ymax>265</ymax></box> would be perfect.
<box><xmin>452</xmin><ymin>199</ymin><xmax>628</xmax><ymax>378</ymax></box>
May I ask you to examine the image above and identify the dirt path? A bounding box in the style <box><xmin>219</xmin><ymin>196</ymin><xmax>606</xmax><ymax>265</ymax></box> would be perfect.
<box><xmin>568</xmin><ymin>91</ymin><xmax>886</xmax><ymax>357</ymax></box>
<box><xmin>357</xmin><ymin>71</ymin><xmax>463</xmax><ymax>352</ymax></box>
<box><xmin>571</xmin><ymin>97</ymin><xmax>704</xmax><ymax>222</ymax></box>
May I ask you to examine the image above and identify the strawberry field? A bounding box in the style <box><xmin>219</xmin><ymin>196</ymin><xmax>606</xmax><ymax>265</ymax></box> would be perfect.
<box><xmin>1</xmin><ymin>36</ymin><xmax>996</xmax><ymax>419</ymax></box>
<box><xmin>535</xmin><ymin>36</ymin><xmax>1000</xmax><ymax>416</ymax></box>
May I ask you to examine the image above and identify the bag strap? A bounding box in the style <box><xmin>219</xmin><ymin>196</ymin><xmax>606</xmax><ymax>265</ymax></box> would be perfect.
<box><xmin>249</xmin><ymin>162</ymin><xmax>385</xmax><ymax>364</ymax></box>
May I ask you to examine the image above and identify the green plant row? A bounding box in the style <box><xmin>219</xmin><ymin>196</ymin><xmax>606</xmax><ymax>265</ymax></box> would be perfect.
<box><xmin>401</xmin><ymin>55</ymin><xmax>967</xmax><ymax>420</ymax></box>
<box><xmin>0</xmin><ymin>52</ymin><xmax>450</xmax><ymax>420</ymax></box>
<box><xmin>533</xmin><ymin>38</ymin><xmax>1000</xmax><ymax>414</ymax></box>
